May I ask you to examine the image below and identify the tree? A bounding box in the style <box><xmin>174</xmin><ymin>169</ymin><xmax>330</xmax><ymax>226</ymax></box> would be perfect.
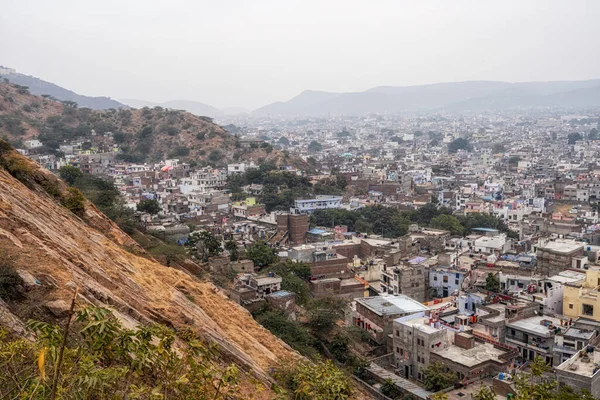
<box><xmin>430</xmin><ymin>214</ymin><xmax>464</xmax><ymax>235</ymax></box>
<box><xmin>61</xmin><ymin>187</ymin><xmax>87</xmax><ymax>216</ymax></box>
<box><xmin>491</xmin><ymin>143</ymin><xmax>506</xmax><ymax>153</ymax></box>
<box><xmin>431</xmin><ymin>394</ymin><xmax>449</xmax><ymax>400</ymax></box>
<box><xmin>448</xmin><ymin>138</ymin><xmax>471</xmax><ymax>153</ymax></box>
<box><xmin>508</xmin><ymin>155</ymin><xmax>521</xmax><ymax>165</ymax></box>
<box><xmin>308</xmin><ymin>140</ymin><xmax>323</xmax><ymax>152</ymax></box>
<box><xmin>224</xmin><ymin>240</ymin><xmax>240</xmax><ymax>261</ymax></box>
<box><xmin>307</xmin><ymin>297</ymin><xmax>346</xmax><ymax>337</ymax></box>
<box><xmin>381</xmin><ymin>378</ymin><xmax>402</xmax><ymax>399</ymax></box>
<box><xmin>244</xmin><ymin>241</ymin><xmax>278</xmax><ymax>268</ymax></box>
<box><xmin>472</xmin><ymin>384</ymin><xmax>496</xmax><ymax>400</ymax></box>
<box><xmin>186</xmin><ymin>231</ymin><xmax>223</xmax><ymax>261</ymax></box>
<box><xmin>511</xmin><ymin>355</ymin><xmax>595</xmax><ymax>400</ymax></box>
<box><xmin>278</xmin><ymin>136</ymin><xmax>290</xmax><ymax>145</ymax></box>
<box><xmin>422</xmin><ymin>361</ymin><xmax>456</xmax><ymax>391</ymax></box>
<box><xmin>485</xmin><ymin>273</ymin><xmax>500</xmax><ymax>292</ymax></box>
<box><xmin>568</xmin><ymin>132</ymin><xmax>583</xmax><ymax>144</ymax></box>
<box><xmin>58</xmin><ymin>165</ymin><xmax>84</xmax><ymax>185</ymax></box>
<box><xmin>588</xmin><ymin>128</ymin><xmax>599</xmax><ymax>141</ymax></box>
<box><xmin>137</xmin><ymin>198</ymin><xmax>161</xmax><ymax>215</ymax></box>
<box><xmin>286</xmin><ymin>360</ymin><xmax>353</xmax><ymax>400</ymax></box>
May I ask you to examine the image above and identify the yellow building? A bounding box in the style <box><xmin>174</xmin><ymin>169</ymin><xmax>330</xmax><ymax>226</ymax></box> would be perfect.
<box><xmin>563</xmin><ymin>266</ymin><xmax>600</xmax><ymax>321</ymax></box>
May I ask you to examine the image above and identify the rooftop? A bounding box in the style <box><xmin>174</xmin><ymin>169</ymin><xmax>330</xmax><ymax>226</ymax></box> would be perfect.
<box><xmin>357</xmin><ymin>294</ymin><xmax>429</xmax><ymax>316</ymax></box>
<box><xmin>538</xmin><ymin>240</ymin><xmax>584</xmax><ymax>254</ymax></box>
<box><xmin>556</xmin><ymin>348</ymin><xmax>600</xmax><ymax>377</ymax></box>
<box><xmin>506</xmin><ymin>316</ymin><xmax>563</xmax><ymax>337</ymax></box>
<box><xmin>432</xmin><ymin>342</ymin><xmax>507</xmax><ymax>368</ymax></box>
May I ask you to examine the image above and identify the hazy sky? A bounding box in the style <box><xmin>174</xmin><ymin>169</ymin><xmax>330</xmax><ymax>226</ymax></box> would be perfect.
<box><xmin>1</xmin><ymin>0</ymin><xmax>599</xmax><ymax>110</ymax></box>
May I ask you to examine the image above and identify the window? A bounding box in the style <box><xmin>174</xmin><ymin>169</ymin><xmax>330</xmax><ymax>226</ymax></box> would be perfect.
<box><xmin>396</xmin><ymin>347</ymin><xmax>400</xmax><ymax>353</ymax></box>
<box><xmin>434</xmin><ymin>276</ymin><xmax>438</xmax><ymax>281</ymax></box>
<box><xmin>583</xmin><ymin>304</ymin><xmax>594</xmax><ymax>316</ymax></box>
<box><xmin>455</xmin><ymin>279</ymin><xmax>459</xmax><ymax>285</ymax></box>
<box><xmin>569</xmin><ymin>304</ymin><xmax>574</xmax><ymax>309</ymax></box>
<box><xmin>396</xmin><ymin>330</ymin><xmax>400</xmax><ymax>336</ymax></box>
<box><xmin>443</xmin><ymin>276</ymin><xmax>449</xmax><ymax>283</ymax></box>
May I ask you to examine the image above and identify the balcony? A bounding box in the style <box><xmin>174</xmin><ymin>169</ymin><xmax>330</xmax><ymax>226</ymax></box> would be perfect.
<box><xmin>552</xmin><ymin>344</ymin><xmax>577</xmax><ymax>355</ymax></box>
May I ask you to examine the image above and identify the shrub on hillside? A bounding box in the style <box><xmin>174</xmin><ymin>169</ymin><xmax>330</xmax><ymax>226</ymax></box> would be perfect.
<box><xmin>61</xmin><ymin>187</ymin><xmax>86</xmax><ymax>216</ymax></box>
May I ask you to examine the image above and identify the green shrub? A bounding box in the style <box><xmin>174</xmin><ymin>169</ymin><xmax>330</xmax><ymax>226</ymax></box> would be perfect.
<box><xmin>61</xmin><ymin>187</ymin><xmax>86</xmax><ymax>216</ymax></box>
<box><xmin>0</xmin><ymin>153</ymin><xmax>33</xmax><ymax>181</ymax></box>
<box><xmin>276</xmin><ymin>360</ymin><xmax>353</xmax><ymax>400</ymax></box>
<box><xmin>0</xmin><ymin>306</ymin><xmax>241</xmax><ymax>399</ymax></box>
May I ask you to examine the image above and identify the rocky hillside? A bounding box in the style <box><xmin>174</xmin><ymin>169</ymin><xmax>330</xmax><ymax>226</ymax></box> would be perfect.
<box><xmin>0</xmin><ymin>144</ymin><xmax>298</xmax><ymax>392</ymax></box>
<box><xmin>0</xmin><ymin>82</ymin><xmax>305</xmax><ymax>167</ymax></box>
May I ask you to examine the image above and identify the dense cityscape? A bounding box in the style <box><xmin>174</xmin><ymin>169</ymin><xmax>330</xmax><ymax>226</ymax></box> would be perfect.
<box><xmin>2</xmin><ymin>2</ymin><xmax>600</xmax><ymax>399</ymax></box>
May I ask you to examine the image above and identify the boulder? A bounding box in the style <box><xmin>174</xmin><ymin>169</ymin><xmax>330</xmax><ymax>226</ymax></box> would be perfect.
<box><xmin>16</xmin><ymin>269</ymin><xmax>40</xmax><ymax>290</ymax></box>
<box><xmin>44</xmin><ymin>299</ymin><xmax>70</xmax><ymax>318</ymax></box>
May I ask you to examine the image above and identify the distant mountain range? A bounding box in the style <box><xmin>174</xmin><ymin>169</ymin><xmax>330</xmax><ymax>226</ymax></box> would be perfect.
<box><xmin>120</xmin><ymin>98</ymin><xmax>232</xmax><ymax>117</ymax></box>
<box><xmin>0</xmin><ymin>66</ymin><xmax>127</xmax><ymax>109</ymax></box>
<box><xmin>254</xmin><ymin>80</ymin><xmax>600</xmax><ymax>115</ymax></box>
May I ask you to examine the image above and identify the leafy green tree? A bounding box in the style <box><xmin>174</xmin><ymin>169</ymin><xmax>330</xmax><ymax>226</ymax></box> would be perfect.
<box><xmin>485</xmin><ymin>273</ymin><xmax>500</xmax><ymax>292</ymax></box>
<box><xmin>61</xmin><ymin>187</ymin><xmax>87</xmax><ymax>216</ymax></box>
<box><xmin>224</xmin><ymin>240</ymin><xmax>240</xmax><ymax>261</ymax></box>
<box><xmin>492</xmin><ymin>143</ymin><xmax>506</xmax><ymax>153</ymax></box>
<box><xmin>588</xmin><ymin>128</ymin><xmax>599</xmax><ymax>141</ymax></box>
<box><xmin>472</xmin><ymin>384</ymin><xmax>496</xmax><ymax>400</ymax></box>
<box><xmin>422</xmin><ymin>361</ymin><xmax>456</xmax><ymax>391</ymax></box>
<box><xmin>512</xmin><ymin>355</ymin><xmax>595</xmax><ymax>400</ymax></box>
<box><xmin>137</xmin><ymin>198</ymin><xmax>161</xmax><ymax>215</ymax></box>
<box><xmin>448</xmin><ymin>138</ymin><xmax>471</xmax><ymax>153</ymax></box>
<box><xmin>58</xmin><ymin>165</ymin><xmax>84</xmax><ymax>185</ymax></box>
<box><xmin>244</xmin><ymin>241</ymin><xmax>278</xmax><ymax>268</ymax></box>
<box><xmin>568</xmin><ymin>132</ymin><xmax>583</xmax><ymax>144</ymax></box>
<box><xmin>186</xmin><ymin>231</ymin><xmax>223</xmax><ymax>261</ymax></box>
<box><xmin>307</xmin><ymin>297</ymin><xmax>346</xmax><ymax>337</ymax></box>
<box><xmin>381</xmin><ymin>378</ymin><xmax>403</xmax><ymax>399</ymax></box>
<box><xmin>308</xmin><ymin>140</ymin><xmax>323</xmax><ymax>152</ymax></box>
<box><xmin>287</xmin><ymin>360</ymin><xmax>353</xmax><ymax>400</ymax></box>
<box><xmin>508</xmin><ymin>155</ymin><xmax>521</xmax><ymax>165</ymax></box>
<box><xmin>255</xmin><ymin>311</ymin><xmax>316</xmax><ymax>357</ymax></box>
<box><xmin>430</xmin><ymin>214</ymin><xmax>464</xmax><ymax>235</ymax></box>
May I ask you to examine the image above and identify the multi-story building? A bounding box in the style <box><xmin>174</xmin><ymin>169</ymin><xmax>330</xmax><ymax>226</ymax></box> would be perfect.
<box><xmin>535</xmin><ymin>239</ymin><xmax>585</xmax><ymax>277</ymax></box>
<box><xmin>393</xmin><ymin>312</ymin><xmax>511</xmax><ymax>382</ymax></box>
<box><xmin>428</xmin><ymin>266</ymin><xmax>466</xmax><ymax>298</ymax></box>
<box><xmin>293</xmin><ymin>195</ymin><xmax>342</xmax><ymax>214</ymax></box>
<box><xmin>505</xmin><ymin>315</ymin><xmax>565</xmax><ymax>365</ymax></box>
<box><xmin>555</xmin><ymin>347</ymin><xmax>600</xmax><ymax>399</ymax></box>
<box><xmin>563</xmin><ymin>266</ymin><xmax>600</xmax><ymax>322</ymax></box>
<box><xmin>380</xmin><ymin>257</ymin><xmax>427</xmax><ymax>302</ymax></box>
<box><xmin>353</xmin><ymin>295</ymin><xmax>429</xmax><ymax>345</ymax></box>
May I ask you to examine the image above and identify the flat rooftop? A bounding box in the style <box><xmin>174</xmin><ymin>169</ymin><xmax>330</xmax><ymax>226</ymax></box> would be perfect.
<box><xmin>556</xmin><ymin>349</ymin><xmax>600</xmax><ymax>377</ymax></box>
<box><xmin>506</xmin><ymin>316</ymin><xmax>563</xmax><ymax>337</ymax></box>
<box><xmin>357</xmin><ymin>294</ymin><xmax>429</xmax><ymax>316</ymax></box>
<box><xmin>538</xmin><ymin>240</ymin><xmax>584</xmax><ymax>254</ymax></box>
<box><xmin>396</xmin><ymin>316</ymin><xmax>441</xmax><ymax>334</ymax></box>
<box><xmin>432</xmin><ymin>342</ymin><xmax>507</xmax><ymax>367</ymax></box>
<box><xmin>547</xmin><ymin>270</ymin><xmax>586</xmax><ymax>284</ymax></box>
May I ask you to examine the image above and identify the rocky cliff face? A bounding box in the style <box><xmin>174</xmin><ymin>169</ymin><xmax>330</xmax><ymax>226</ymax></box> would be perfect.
<box><xmin>0</xmin><ymin>149</ymin><xmax>297</xmax><ymax>385</ymax></box>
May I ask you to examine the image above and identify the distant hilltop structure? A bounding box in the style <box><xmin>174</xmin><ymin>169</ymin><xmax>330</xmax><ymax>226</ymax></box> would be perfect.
<box><xmin>0</xmin><ymin>66</ymin><xmax>17</xmax><ymax>75</ymax></box>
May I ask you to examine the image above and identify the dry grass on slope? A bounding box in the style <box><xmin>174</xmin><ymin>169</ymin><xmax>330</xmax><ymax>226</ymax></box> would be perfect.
<box><xmin>0</xmin><ymin>159</ymin><xmax>298</xmax><ymax>377</ymax></box>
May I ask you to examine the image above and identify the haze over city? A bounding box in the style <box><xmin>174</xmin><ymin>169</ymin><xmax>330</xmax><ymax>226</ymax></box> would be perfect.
<box><xmin>2</xmin><ymin>0</ymin><xmax>600</xmax><ymax>109</ymax></box>
<box><xmin>2</xmin><ymin>1</ymin><xmax>600</xmax><ymax>399</ymax></box>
